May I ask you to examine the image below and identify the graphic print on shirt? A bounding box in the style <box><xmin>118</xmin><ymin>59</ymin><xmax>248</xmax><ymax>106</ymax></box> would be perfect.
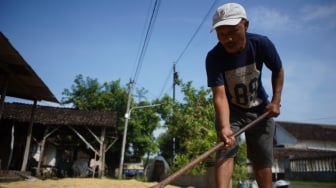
<box><xmin>224</xmin><ymin>63</ymin><xmax>262</xmax><ymax>109</ymax></box>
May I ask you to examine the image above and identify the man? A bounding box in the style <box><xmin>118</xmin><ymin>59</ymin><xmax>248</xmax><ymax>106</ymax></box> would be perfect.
<box><xmin>206</xmin><ymin>3</ymin><xmax>284</xmax><ymax>188</ymax></box>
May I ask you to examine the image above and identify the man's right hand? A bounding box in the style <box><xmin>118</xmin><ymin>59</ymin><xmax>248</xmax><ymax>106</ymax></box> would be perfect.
<box><xmin>219</xmin><ymin>127</ymin><xmax>235</xmax><ymax>149</ymax></box>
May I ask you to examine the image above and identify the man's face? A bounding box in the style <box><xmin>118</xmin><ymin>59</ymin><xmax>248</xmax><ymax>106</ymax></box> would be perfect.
<box><xmin>215</xmin><ymin>20</ymin><xmax>248</xmax><ymax>54</ymax></box>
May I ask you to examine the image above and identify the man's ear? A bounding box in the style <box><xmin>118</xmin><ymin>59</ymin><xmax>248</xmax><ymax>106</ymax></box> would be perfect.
<box><xmin>244</xmin><ymin>20</ymin><xmax>249</xmax><ymax>31</ymax></box>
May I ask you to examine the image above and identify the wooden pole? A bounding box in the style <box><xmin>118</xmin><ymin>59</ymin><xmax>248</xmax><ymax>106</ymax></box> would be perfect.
<box><xmin>0</xmin><ymin>74</ymin><xmax>9</xmax><ymax>119</ymax></box>
<box><xmin>21</xmin><ymin>99</ymin><xmax>37</xmax><ymax>172</ymax></box>
<box><xmin>7</xmin><ymin>124</ymin><xmax>15</xmax><ymax>170</ymax></box>
<box><xmin>98</xmin><ymin>127</ymin><xmax>106</xmax><ymax>177</ymax></box>
<box><xmin>36</xmin><ymin>127</ymin><xmax>49</xmax><ymax>177</ymax></box>
<box><xmin>151</xmin><ymin>112</ymin><xmax>270</xmax><ymax>188</ymax></box>
<box><xmin>68</xmin><ymin>126</ymin><xmax>100</xmax><ymax>156</ymax></box>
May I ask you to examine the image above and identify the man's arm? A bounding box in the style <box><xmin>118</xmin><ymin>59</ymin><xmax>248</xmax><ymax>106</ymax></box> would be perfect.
<box><xmin>211</xmin><ymin>85</ymin><xmax>234</xmax><ymax>147</ymax></box>
<box><xmin>266</xmin><ymin>68</ymin><xmax>284</xmax><ymax>117</ymax></box>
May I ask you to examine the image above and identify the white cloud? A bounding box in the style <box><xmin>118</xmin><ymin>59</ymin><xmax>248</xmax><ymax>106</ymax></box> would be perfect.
<box><xmin>299</xmin><ymin>4</ymin><xmax>336</xmax><ymax>31</ymax></box>
<box><xmin>248</xmin><ymin>3</ymin><xmax>336</xmax><ymax>33</ymax></box>
<box><xmin>248</xmin><ymin>6</ymin><xmax>294</xmax><ymax>32</ymax></box>
<box><xmin>300</xmin><ymin>4</ymin><xmax>336</xmax><ymax>22</ymax></box>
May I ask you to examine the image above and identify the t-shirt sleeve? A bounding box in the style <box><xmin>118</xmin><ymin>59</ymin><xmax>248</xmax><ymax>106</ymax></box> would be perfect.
<box><xmin>206</xmin><ymin>50</ymin><xmax>225</xmax><ymax>87</ymax></box>
<box><xmin>260</xmin><ymin>37</ymin><xmax>283</xmax><ymax>72</ymax></box>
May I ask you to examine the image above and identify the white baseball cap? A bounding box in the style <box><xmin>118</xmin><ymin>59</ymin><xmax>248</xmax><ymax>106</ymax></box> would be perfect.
<box><xmin>212</xmin><ymin>3</ymin><xmax>247</xmax><ymax>29</ymax></box>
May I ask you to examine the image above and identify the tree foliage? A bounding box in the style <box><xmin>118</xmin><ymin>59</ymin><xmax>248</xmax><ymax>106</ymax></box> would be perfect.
<box><xmin>126</xmin><ymin>101</ymin><xmax>160</xmax><ymax>157</ymax></box>
<box><xmin>234</xmin><ymin>141</ymin><xmax>248</xmax><ymax>180</ymax></box>
<box><xmin>61</xmin><ymin>74</ymin><xmax>160</xmax><ymax>166</ymax></box>
<box><xmin>156</xmin><ymin>81</ymin><xmax>248</xmax><ymax>179</ymax></box>
<box><xmin>156</xmin><ymin>81</ymin><xmax>217</xmax><ymax>175</ymax></box>
<box><xmin>62</xmin><ymin>74</ymin><xmax>128</xmax><ymax>112</ymax></box>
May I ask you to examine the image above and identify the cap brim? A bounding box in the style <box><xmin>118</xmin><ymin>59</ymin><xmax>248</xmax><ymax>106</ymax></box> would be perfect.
<box><xmin>212</xmin><ymin>18</ymin><xmax>242</xmax><ymax>30</ymax></box>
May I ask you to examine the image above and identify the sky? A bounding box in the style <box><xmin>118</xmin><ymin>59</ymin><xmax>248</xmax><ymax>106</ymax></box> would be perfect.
<box><xmin>1</xmin><ymin>0</ymin><xmax>336</xmax><ymax>125</ymax></box>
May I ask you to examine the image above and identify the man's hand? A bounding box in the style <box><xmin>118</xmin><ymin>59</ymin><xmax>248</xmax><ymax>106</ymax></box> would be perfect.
<box><xmin>268</xmin><ymin>68</ymin><xmax>284</xmax><ymax>118</ymax></box>
<box><xmin>265</xmin><ymin>102</ymin><xmax>281</xmax><ymax>117</ymax></box>
<box><xmin>219</xmin><ymin>127</ymin><xmax>235</xmax><ymax>149</ymax></box>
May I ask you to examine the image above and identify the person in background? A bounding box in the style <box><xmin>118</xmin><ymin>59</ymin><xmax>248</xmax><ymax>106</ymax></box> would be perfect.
<box><xmin>205</xmin><ymin>3</ymin><xmax>284</xmax><ymax>188</ymax></box>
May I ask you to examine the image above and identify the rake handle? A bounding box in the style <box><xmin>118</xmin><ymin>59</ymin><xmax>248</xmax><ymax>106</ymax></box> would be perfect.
<box><xmin>151</xmin><ymin>111</ymin><xmax>270</xmax><ymax>188</ymax></box>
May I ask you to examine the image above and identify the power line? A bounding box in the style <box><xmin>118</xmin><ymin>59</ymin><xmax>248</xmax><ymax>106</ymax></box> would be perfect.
<box><xmin>158</xmin><ymin>0</ymin><xmax>219</xmax><ymax>98</ymax></box>
<box><xmin>158</xmin><ymin>66</ymin><xmax>173</xmax><ymax>98</ymax></box>
<box><xmin>133</xmin><ymin>0</ymin><xmax>161</xmax><ymax>83</ymax></box>
<box><xmin>131</xmin><ymin>2</ymin><xmax>154</xmax><ymax>81</ymax></box>
<box><xmin>174</xmin><ymin>0</ymin><xmax>218</xmax><ymax>65</ymax></box>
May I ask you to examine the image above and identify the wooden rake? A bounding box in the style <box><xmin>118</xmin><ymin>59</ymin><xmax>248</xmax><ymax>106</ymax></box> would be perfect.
<box><xmin>151</xmin><ymin>111</ymin><xmax>270</xmax><ymax>188</ymax></box>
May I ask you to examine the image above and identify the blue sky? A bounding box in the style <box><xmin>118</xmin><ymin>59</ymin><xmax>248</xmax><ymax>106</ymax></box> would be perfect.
<box><xmin>1</xmin><ymin>0</ymin><xmax>336</xmax><ymax>125</ymax></box>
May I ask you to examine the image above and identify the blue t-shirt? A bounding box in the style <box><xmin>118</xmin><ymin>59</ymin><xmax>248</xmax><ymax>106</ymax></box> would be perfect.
<box><xmin>206</xmin><ymin>32</ymin><xmax>282</xmax><ymax>111</ymax></box>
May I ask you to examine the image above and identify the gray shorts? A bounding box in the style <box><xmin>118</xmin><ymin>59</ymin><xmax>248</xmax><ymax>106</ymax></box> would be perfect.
<box><xmin>215</xmin><ymin>108</ymin><xmax>275</xmax><ymax>167</ymax></box>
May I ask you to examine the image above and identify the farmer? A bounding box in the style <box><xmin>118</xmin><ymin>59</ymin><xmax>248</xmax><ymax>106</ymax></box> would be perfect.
<box><xmin>205</xmin><ymin>3</ymin><xmax>284</xmax><ymax>188</ymax></box>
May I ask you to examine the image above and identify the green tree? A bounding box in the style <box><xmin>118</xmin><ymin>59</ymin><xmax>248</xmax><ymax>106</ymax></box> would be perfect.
<box><xmin>234</xmin><ymin>141</ymin><xmax>248</xmax><ymax>181</ymax></box>
<box><xmin>61</xmin><ymin>75</ymin><xmax>160</xmax><ymax>169</ymax></box>
<box><xmin>126</xmin><ymin>101</ymin><xmax>161</xmax><ymax>158</ymax></box>
<box><xmin>156</xmin><ymin>81</ymin><xmax>249</xmax><ymax>180</ymax></box>
<box><xmin>62</xmin><ymin>74</ymin><xmax>128</xmax><ymax>112</ymax></box>
<box><xmin>157</xmin><ymin>81</ymin><xmax>216</xmax><ymax>175</ymax></box>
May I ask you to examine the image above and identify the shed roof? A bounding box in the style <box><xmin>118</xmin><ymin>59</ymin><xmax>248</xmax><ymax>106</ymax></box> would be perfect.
<box><xmin>277</xmin><ymin>121</ymin><xmax>336</xmax><ymax>142</ymax></box>
<box><xmin>274</xmin><ymin>147</ymin><xmax>336</xmax><ymax>159</ymax></box>
<box><xmin>0</xmin><ymin>32</ymin><xmax>58</xmax><ymax>103</ymax></box>
<box><xmin>274</xmin><ymin>121</ymin><xmax>336</xmax><ymax>159</ymax></box>
<box><xmin>2</xmin><ymin>102</ymin><xmax>117</xmax><ymax>127</ymax></box>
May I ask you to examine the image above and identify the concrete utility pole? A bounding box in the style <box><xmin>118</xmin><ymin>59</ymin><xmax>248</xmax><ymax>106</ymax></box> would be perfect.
<box><xmin>173</xmin><ymin>63</ymin><xmax>178</xmax><ymax>102</ymax></box>
<box><xmin>118</xmin><ymin>79</ymin><xmax>133</xmax><ymax>178</ymax></box>
<box><xmin>172</xmin><ymin>63</ymin><xmax>178</xmax><ymax>159</ymax></box>
<box><xmin>118</xmin><ymin>79</ymin><xmax>161</xmax><ymax>178</ymax></box>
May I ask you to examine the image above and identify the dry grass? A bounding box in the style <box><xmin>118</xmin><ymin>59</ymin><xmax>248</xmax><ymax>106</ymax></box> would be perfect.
<box><xmin>0</xmin><ymin>178</ymin><xmax>181</xmax><ymax>188</ymax></box>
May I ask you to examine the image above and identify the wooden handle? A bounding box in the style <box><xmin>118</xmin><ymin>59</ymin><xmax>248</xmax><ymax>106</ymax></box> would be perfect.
<box><xmin>151</xmin><ymin>112</ymin><xmax>270</xmax><ymax>188</ymax></box>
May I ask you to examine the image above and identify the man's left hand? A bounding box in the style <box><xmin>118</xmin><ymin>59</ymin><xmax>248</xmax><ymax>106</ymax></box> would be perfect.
<box><xmin>265</xmin><ymin>102</ymin><xmax>281</xmax><ymax>117</ymax></box>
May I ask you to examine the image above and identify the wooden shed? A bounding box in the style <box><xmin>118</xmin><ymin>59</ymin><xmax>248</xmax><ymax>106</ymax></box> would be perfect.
<box><xmin>0</xmin><ymin>32</ymin><xmax>119</xmax><ymax>178</ymax></box>
<box><xmin>1</xmin><ymin>102</ymin><xmax>118</xmax><ymax>178</ymax></box>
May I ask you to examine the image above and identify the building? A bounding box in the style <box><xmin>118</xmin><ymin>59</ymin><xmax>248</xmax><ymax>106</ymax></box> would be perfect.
<box><xmin>273</xmin><ymin>121</ymin><xmax>336</xmax><ymax>182</ymax></box>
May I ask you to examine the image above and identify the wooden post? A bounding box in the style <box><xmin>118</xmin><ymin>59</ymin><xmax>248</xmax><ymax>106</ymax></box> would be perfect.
<box><xmin>36</xmin><ymin>127</ymin><xmax>49</xmax><ymax>177</ymax></box>
<box><xmin>98</xmin><ymin>127</ymin><xmax>106</xmax><ymax>177</ymax></box>
<box><xmin>0</xmin><ymin>74</ymin><xmax>9</xmax><ymax>119</ymax></box>
<box><xmin>21</xmin><ymin>99</ymin><xmax>37</xmax><ymax>172</ymax></box>
<box><xmin>6</xmin><ymin>124</ymin><xmax>15</xmax><ymax>170</ymax></box>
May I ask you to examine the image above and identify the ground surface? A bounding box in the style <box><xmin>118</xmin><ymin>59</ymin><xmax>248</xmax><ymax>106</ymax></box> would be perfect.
<box><xmin>0</xmin><ymin>178</ymin><xmax>180</xmax><ymax>188</ymax></box>
<box><xmin>1</xmin><ymin>178</ymin><xmax>335</xmax><ymax>188</ymax></box>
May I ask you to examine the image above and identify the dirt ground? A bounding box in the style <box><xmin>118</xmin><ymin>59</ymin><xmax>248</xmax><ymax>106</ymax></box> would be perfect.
<box><xmin>0</xmin><ymin>178</ymin><xmax>181</xmax><ymax>188</ymax></box>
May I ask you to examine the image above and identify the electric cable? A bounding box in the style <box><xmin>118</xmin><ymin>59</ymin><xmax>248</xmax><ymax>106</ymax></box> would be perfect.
<box><xmin>158</xmin><ymin>0</ymin><xmax>219</xmax><ymax>98</ymax></box>
<box><xmin>132</xmin><ymin>0</ymin><xmax>161</xmax><ymax>84</ymax></box>
<box><xmin>174</xmin><ymin>0</ymin><xmax>218</xmax><ymax>65</ymax></box>
<box><xmin>158</xmin><ymin>66</ymin><xmax>173</xmax><ymax>98</ymax></box>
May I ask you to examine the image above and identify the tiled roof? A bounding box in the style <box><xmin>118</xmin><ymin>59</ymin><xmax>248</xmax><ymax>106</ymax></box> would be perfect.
<box><xmin>276</xmin><ymin>121</ymin><xmax>336</xmax><ymax>142</ymax></box>
<box><xmin>274</xmin><ymin>147</ymin><xmax>336</xmax><ymax>159</ymax></box>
